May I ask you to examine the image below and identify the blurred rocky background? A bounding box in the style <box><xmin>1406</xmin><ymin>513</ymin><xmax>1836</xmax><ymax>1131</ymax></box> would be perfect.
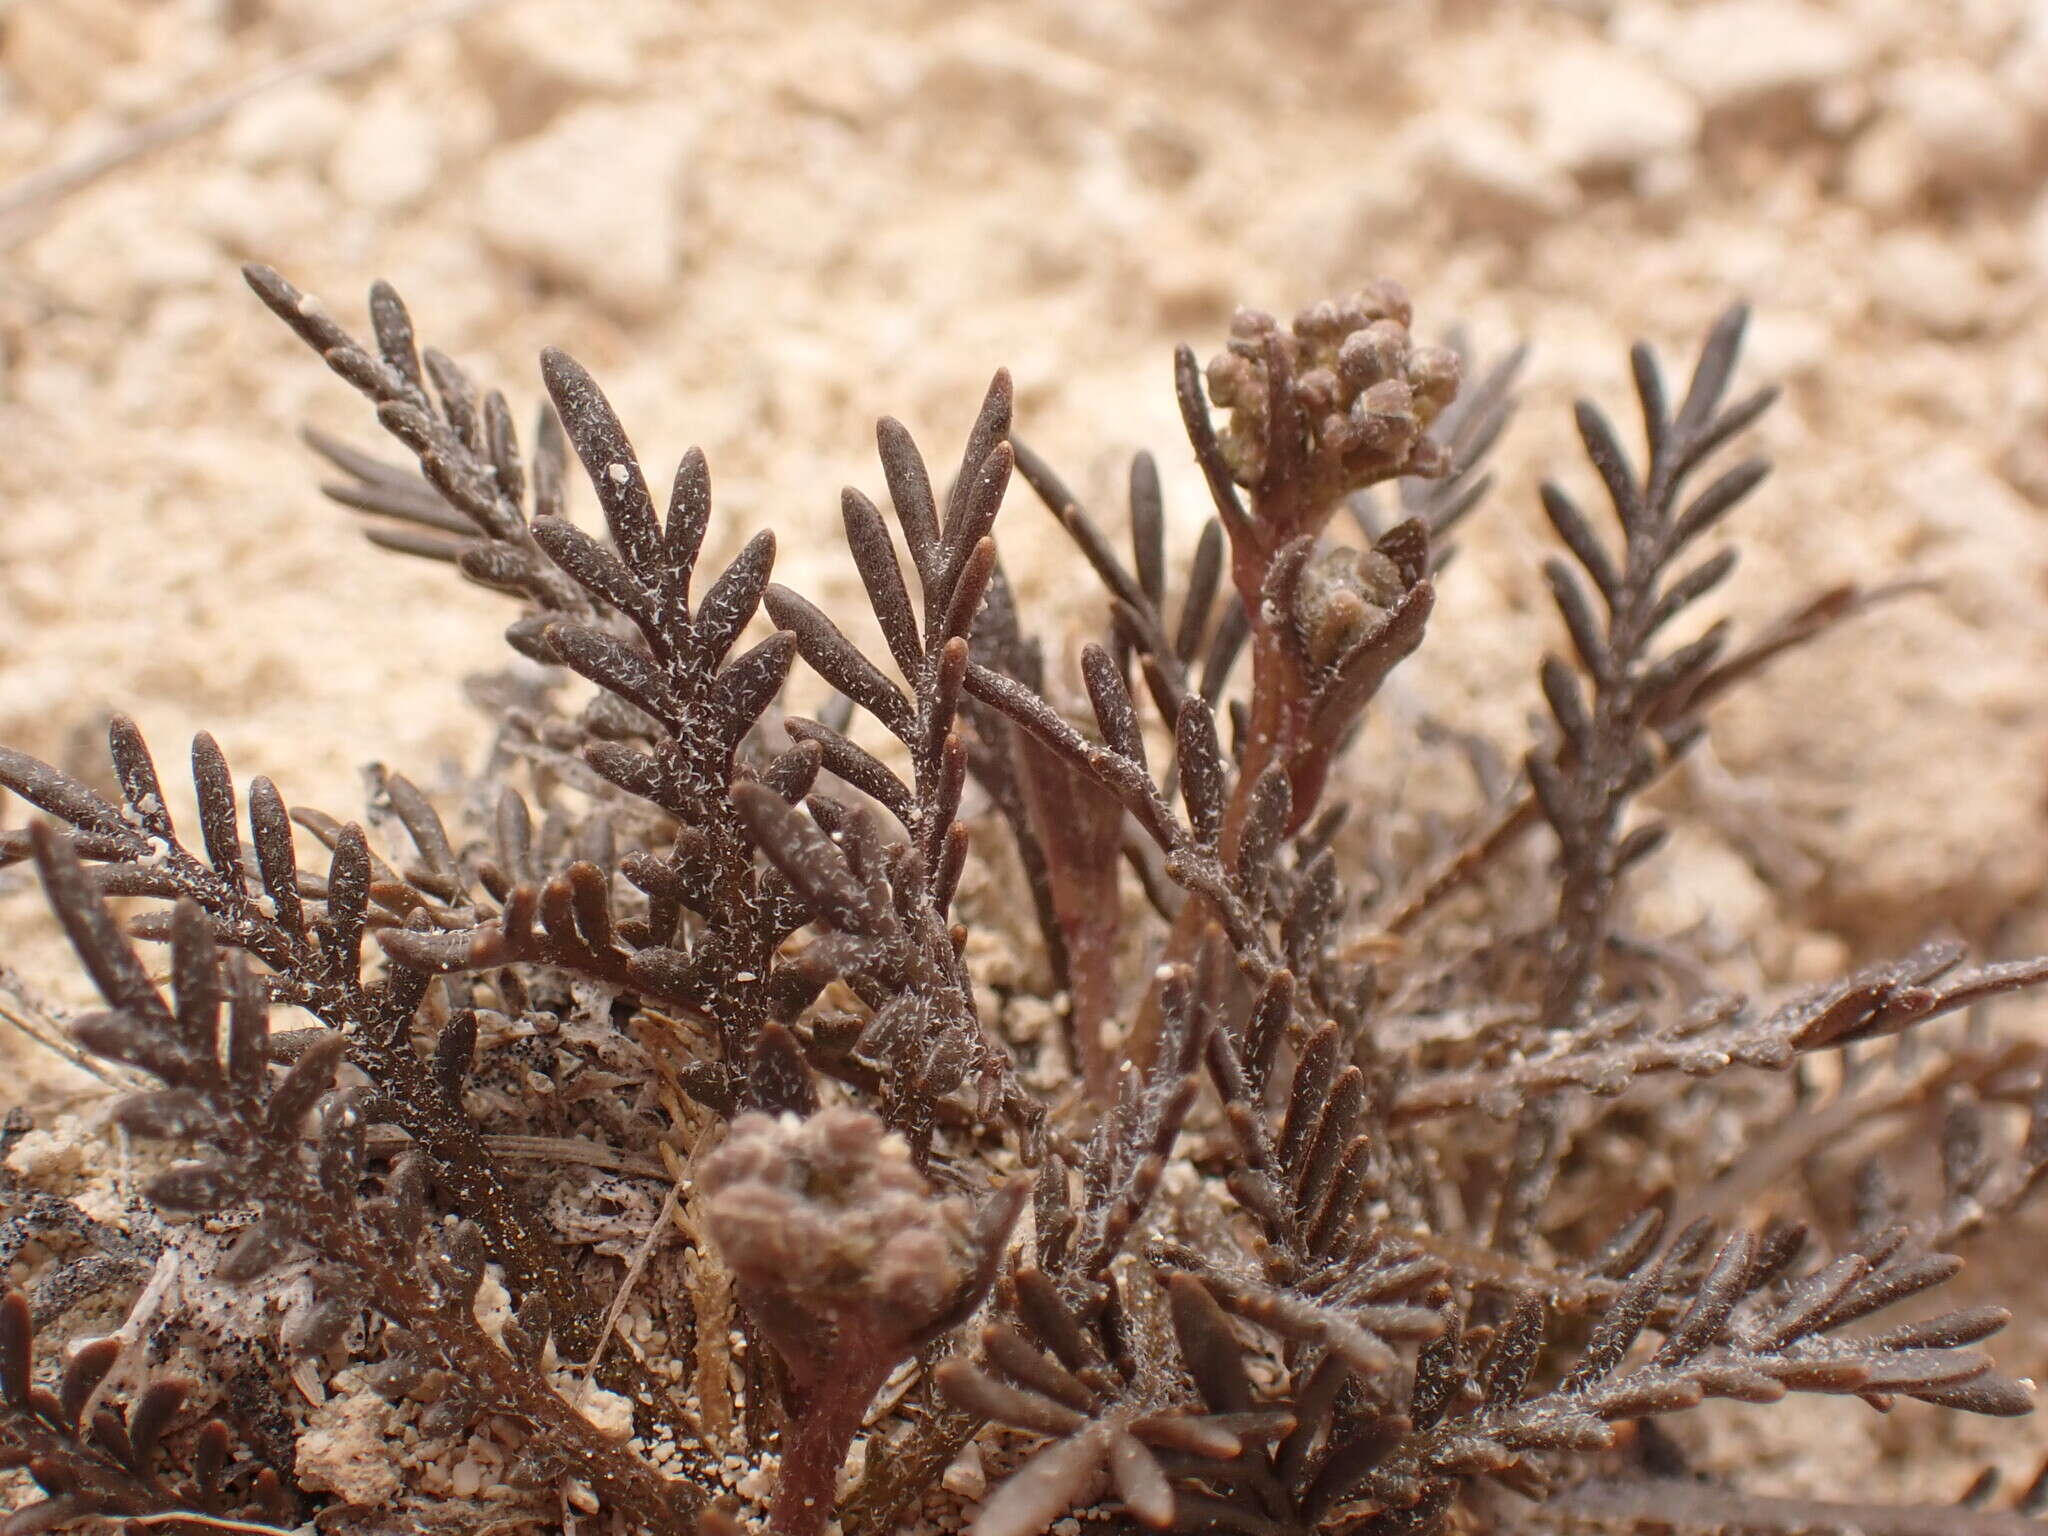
<box><xmin>3</xmin><ymin>0</ymin><xmax>2045</xmax><ymax>1052</ymax></box>
<box><xmin>5</xmin><ymin>0</ymin><xmax>2047</xmax><ymax>1040</ymax></box>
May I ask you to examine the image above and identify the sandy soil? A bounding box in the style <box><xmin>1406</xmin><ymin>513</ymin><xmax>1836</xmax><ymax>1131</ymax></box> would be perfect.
<box><xmin>3</xmin><ymin>0</ymin><xmax>2047</xmax><ymax>1513</ymax></box>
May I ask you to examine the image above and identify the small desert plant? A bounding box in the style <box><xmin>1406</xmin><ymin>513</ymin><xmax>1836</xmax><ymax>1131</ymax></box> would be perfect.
<box><xmin>2</xmin><ymin>261</ymin><xmax>2044</xmax><ymax>1536</ymax></box>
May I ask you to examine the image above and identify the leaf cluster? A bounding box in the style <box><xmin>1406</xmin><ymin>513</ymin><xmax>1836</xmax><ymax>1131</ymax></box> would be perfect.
<box><xmin>1</xmin><ymin>269</ymin><xmax>2044</xmax><ymax>1536</ymax></box>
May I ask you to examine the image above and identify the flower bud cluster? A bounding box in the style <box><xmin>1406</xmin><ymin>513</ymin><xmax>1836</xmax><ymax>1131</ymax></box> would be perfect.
<box><xmin>1206</xmin><ymin>279</ymin><xmax>1461</xmax><ymax>504</ymax></box>
<box><xmin>1292</xmin><ymin>542</ymin><xmax>1410</xmax><ymax>668</ymax></box>
<box><xmin>701</xmin><ymin>1106</ymin><xmax>974</xmax><ymax>1341</ymax></box>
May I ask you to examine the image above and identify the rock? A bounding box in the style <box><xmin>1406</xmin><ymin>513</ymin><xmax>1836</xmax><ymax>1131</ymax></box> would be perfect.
<box><xmin>23</xmin><ymin>184</ymin><xmax>219</xmax><ymax>304</ymax></box>
<box><xmin>1870</xmin><ymin>229</ymin><xmax>1994</xmax><ymax>337</ymax></box>
<box><xmin>1744</xmin><ymin>310</ymin><xmax>1833</xmax><ymax>381</ymax></box>
<box><xmin>186</xmin><ymin>166</ymin><xmax>330</xmax><ymax>254</ymax></box>
<box><xmin>1785</xmin><ymin>930</ymin><xmax>1851</xmax><ymax>986</ymax></box>
<box><xmin>1900</xmin><ymin>445</ymin><xmax>2043</xmax><ymax>625</ymax></box>
<box><xmin>1883</xmin><ymin>62</ymin><xmax>2034</xmax><ymax>190</ymax></box>
<box><xmin>1631</xmin><ymin>1</ymin><xmax>1869</xmax><ymax>114</ymax></box>
<box><xmin>1402</xmin><ymin>112</ymin><xmax>1580</xmax><ymax>229</ymax></box>
<box><xmin>549</xmin><ymin>1372</ymin><xmax>634</xmax><ymax>1440</ymax></box>
<box><xmin>1715</xmin><ymin>575</ymin><xmax>2048</xmax><ymax>950</ymax></box>
<box><xmin>1146</xmin><ymin>247</ymin><xmax>1237</xmax><ymax>330</ymax></box>
<box><xmin>1999</xmin><ymin>406</ymin><xmax>2048</xmax><ymax>508</ymax></box>
<box><xmin>1810</xmin><ymin>78</ymin><xmax>1875</xmax><ymax>140</ymax></box>
<box><xmin>472</xmin><ymin>1266</ymin><xmax>513</xmax><ymax>1345</ymax></box>
<box><xmin>3</xmin><ymin>1119</ymin><xmax>87</xmax><ymax>1185</ymax></box>
<box><xmin>2004</xmin><ymin>0</ymin><xmax>2048</xmax><ymax>118</ymax></box>
<box><xmin>943</xmin><ymin>1442</ymin><xmax>987</xmax><ymax>1500</ymax></box>
<box><xmin>296</xmin><ymin>1389</ymin><xmax>402</xmax><ymax>1506</ymax></box>
<box><xmin>1747</xmin><ymin>446</ymin><xmax>2048</xmax><ymax>941</ymax></box>
<box><xmin>1842</xmin><ymin>116</ymin><xmax>1933</xmax><ymax>215</ymax></box>
<box><xmin>460</xmin><ymin>0</ymin><xmax>639</xmax><ymax>137</ymax></box>
<box><xmin>1122</xmin><ymin>106</ymin><xmax>1205</xmax><ymax>189</ymax></box>
<box><xmin>224</xmin><ymin>83</ymin><xmax>346</xmax><ymax>172</ymax></box>
<box><xmin>913</xmin><ymin>21</ymin><xmax>1109</xmax><ymax>156</ymax></box>
<box><xmin>467</xmin><ymin>102</ymin><xmax>692</xmax><ymax>321</ymax></box>
<box><xmin>327</xmin><ymin>96</ymin><xmax>444</xmax><ymax>213</ymax></box>
<box><xmin>0</xmin><ymin>0</ymin><xmax>133</xmax><ymax>116</ymax></box>
<box><xmin>1628</xmin><ymin>822</ymin><xmax>1776</xmax><ymax>958</ymax></box>
<box><xmin>2028</xmin><ymin>185</ymin><xmax>2048</xmax><ymax>285</ymax></box>
<box><xmin>1529</xmin><ymin>43</ymin><xmax>1701</xmax><ymax>178</ymax></box>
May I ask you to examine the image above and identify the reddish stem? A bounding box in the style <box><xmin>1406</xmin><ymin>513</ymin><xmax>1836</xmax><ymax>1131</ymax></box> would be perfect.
<box><xmin>769</xmin><ymin>1351</ymin><xmax>893</xmax><ymax>1536</ymax></box>
<box><xmin>1016</xmin><ymin>716</ymin><xmax>1128</xmax><ymax>1099</ymax></box>
<box><xmin>1123</xmin><ymin>497</ymin><xmax>1331</xmax><ymax>1074</ymax></box>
